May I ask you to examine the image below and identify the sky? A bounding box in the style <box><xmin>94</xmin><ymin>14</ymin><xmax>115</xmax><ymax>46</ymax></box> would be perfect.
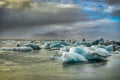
<box><xmin>0</xmin><ymin>0</ymin><xmax>120</xmax><ymax>40</ymax></box>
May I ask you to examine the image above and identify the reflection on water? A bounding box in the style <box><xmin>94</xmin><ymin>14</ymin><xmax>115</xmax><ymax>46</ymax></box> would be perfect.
<box><xmin>62</xmin><ymin>53</ymin><xmax>120</xmax><ymax>80</ymax></box>
<box><xmin>62</xmin><ymin>61</ymin><xmax>107</xmax><ymax>68</ymax></box>
<box><xmin>0</xmin><ymin>43</ymin><xmax>120</xmax><ymax>80</ymax></box>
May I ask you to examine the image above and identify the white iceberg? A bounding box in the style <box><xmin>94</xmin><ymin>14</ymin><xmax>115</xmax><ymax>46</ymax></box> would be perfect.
<box><xmin>17</xmin><ymin>43</ymin><xmax>41</xmax><ymax>50</ymax></box>
<box><xmin>62</xmin><ymin>52</ymin><xmax>88</xmax><ymax>63</ymax></box>
<box><xmin>95</xmin><ymin>48</ymin><xmax>111</xmax><ymax>57</ymax></box>
<box><xmin>1</xmin><ymin>47</ymin><xmax>33</xmax><ymax>51</ymax></box>
<box><xmin>41</xmin><ymin>41</ymin><xmax>70</xmax><ymax>49</ymax></box>
<box><xmin>60</xmin><ymin>45</ymin><xmax>111</xmax><ymax>63</ymax></box>
<box><xmin>98</xmin><ymin>45</ymin><xmax>113</xmax><ymax>51</ymax></box>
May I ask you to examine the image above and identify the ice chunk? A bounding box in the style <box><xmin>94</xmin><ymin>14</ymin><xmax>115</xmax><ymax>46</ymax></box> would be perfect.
<box><xmin>12</xmin><ymin>47</ymin><xmax>33</xmax><ymax>51</ymax></box>
<box><xmin>98</xmin><ymin>45</ymin><xmax>113</xmax><ymax>51</ymax></box>
<box><xmin>59</xmin><ymin>46</ymin><xmax>71</xmax><ymax>54</ymax></box>
<box><xmin>42</xmin><ymin>41</ymin><xmax>70</xmax><ymax>49</ymax></box>
<box><xmin>95</xmin><ymin>48</ymin><xmax>111</xmax><ymax>57</ymax></box>
<box><xmin>69</xmin><ymin>47</ymin><xmax>84</xmax><ymax>54</ymax></box>
<box><xmin>17</xmin><ymin>42</ymin><xmax>41</xmax><ymax>50</ymax></box>
<box><xmin>62</xmin><ymin>52</ymin><xmax>88</xmax><ymax>63</ymax></box>
<box><xmin>26</xmin><ymin>43</ymin><xmax>40</xmax><ymax>50</ymax></box>
<box><xmin>41</xmin><ymin>42</ymin><xmax>51</xmax><ymax>49</ymax></box>
<box><xmin>60</xmin><ymin>45</ymin><xmax>111</xmax><ymax>63</ymax></box>
<box><xmin>50</xmin><ymin>43</ymin><xmax>65</xmax><ymax>49</ymax></box>
<box><xmin>106</xmin><ymin>45</ymin><xmax>113</xmax><ymax>51</ymax></box>
<box><xmin>1</xmin><ymin>47</ymin><xmax>33</xmax><ymax>51</ymax></box>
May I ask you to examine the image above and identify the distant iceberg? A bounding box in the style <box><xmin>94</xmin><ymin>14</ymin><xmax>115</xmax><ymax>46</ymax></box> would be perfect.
<box><xmin>1</xmin><ymin>47</ymin><xmax>33</xmax><ymax>51</ymax></box>
<box><xmin>41</xmin><ymin>41</ymin><xmax>70</xmax><ymax>49</ymax></box>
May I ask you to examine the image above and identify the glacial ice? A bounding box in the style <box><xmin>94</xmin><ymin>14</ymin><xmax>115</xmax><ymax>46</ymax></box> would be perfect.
<box><xmin>41</xmin><ymin>41</ymin><xmax>70</xmax><ymax>49</ymax></box>
<box><xmin>60</xmin><ymin>46</ymin><xmax>111</xmax><ymax>63</ymax></box>
<box><xmin>26</xmin><ymin>43</ymin><xmax>41</xmax><ymax>50</ymax></box>
<box><xmin>98</xmin><ymin>45</ymin><xmax>113</xmax><ymax>51</ymax></box>
<box><xmin>62</xmin><ymin>52</ymin><xmax>88</xmax><ymax>62</ymax></box>
<box><xmin>17</xmin><ymin>43</ymin><xmax>40</xmax><ymax>50</ymax></box>
<box><xmin>95</xmin><ymin>48</ymin><xmax>111</xmax><ymax>57</ymax></box>
<box><xmin>1</xmin><ymin>47</ymin><xmax>33</xmax><ymax>51</ymax></box>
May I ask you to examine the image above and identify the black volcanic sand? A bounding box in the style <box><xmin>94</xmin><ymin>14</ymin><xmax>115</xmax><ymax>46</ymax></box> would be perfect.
<box><xmin>0</xmin><ymin>42</ymin><xmax>120</xmax><ymax>80</ymax></box>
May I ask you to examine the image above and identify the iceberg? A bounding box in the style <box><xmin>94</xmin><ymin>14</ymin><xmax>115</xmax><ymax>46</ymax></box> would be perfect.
<box><xmin>91</xmin><ymin>38</ymin><xmax>104</xmax><ymax>45</ymax></box>
<box><xmin>17</xmin><ymin>43</ymin><xmax>41</xmax><ymax>50</ymax></box>
<box><xmin>1</xmin><ymin>47</ymin><xmax>33</xmax><ymax>51</ymax></box>
<box><xmin>98</xmin><ymin>45</ymin><xmax>113</xmax><ymax>51</ymax></box>
<box><xmin>95</xmin><ymin>48</ymin><xmax>111</xmax><ymax>57</ymax></box>
<box><xmin>62</xmin><ymin>52</ymin><xmax>88</xmax><ymax>63</ymax></box>
<box><xmin>26</xmin><ymin>43</ymin><xmax>41</xmax><ymax>50</ymax></box>
<box><xmin>60</xmin><ymin>45</ymin><xmax>111</xmax><ymax>63</ymax></box>
<box><xmin>41</xmin><ymin>41</ymin><xmax>70</xmax><ymax>49</ymax></box>
<box><xmin>41</xmin><ymin>42</ymin><xmax>51</xmax><ymax>49</ymax></box>
<box><xmin>50</xmin><ymin>43</ymin><xmax>65</xmax><ymax>49</ymax></box>
<box><xmin>73</xmin><ymin>42</ymin><xmax>91</xmax><ymax>47</ymax></box>
<box><xmin>59</xmin><ymin>46</ymin><xmax>71</xmax><ymax>54</ymax></box>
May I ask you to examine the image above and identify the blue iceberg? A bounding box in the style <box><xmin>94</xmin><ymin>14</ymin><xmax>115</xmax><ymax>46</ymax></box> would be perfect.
<box><xmin>61</xmin><ymin>45</ymin><xmax>111</xmax><ymax>63</ymax></box>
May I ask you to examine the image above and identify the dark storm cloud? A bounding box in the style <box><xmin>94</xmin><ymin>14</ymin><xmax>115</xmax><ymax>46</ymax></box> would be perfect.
<box><xmin>0</xmin><ymin>0</ymin><xmax>120</xmax><ymax>39</ymax></box>
<box><xmin>0</xmin><ymin>3</ymin><xmax>87</xmax><ymax>37</ymax></box>
<box><xmin>0</xmin><ymin>3</ymin><xmax>84</xmax><ymax>27</ymax></box>
<box><xmin>105</xmin><ymin>0</ymin><xmax>120</xmax><ymax>4</ymax></box>
<box><xmin>104</xmin><ymin>0</ymin><xmax>120</xmax><ymax>17</ymax></box>
<box><xmin>112</xmin><ymin>10</ymin><xmax>120</xmax><ymax>17</ymax></box>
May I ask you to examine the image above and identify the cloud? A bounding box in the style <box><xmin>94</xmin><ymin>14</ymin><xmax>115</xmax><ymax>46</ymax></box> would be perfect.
<box><xmin>31</xmin><ymin>18</ymin><xmax>115</xmax><ymax>40</ymax></box>
<box><xmin>32</xmin><ymin>30</ymin><xmax>69</xmax><ymax>40</ymax></box>
<box><xmin>0</xmin><ymin>3</ymin><xmax>84</xmax><ymax>27</ymax></box>
<box><xmin>0</xmin><ymin>2</ymin><xmax>89</xmax><ymax>38</ymax></box>
<box><xmin>111</xmin><ymin>9</ymin><xmax>120</xmax><ymax>17</ymax></box>
<box><xmin>1</xmin><ymin>18</ymin><xmax>110</xmax><ymax>39</ymax></box>
<box><xmin>105</xmin><ymin>0</ymin><xmax>120</xmax><ymax>4</ymax></box>
<box><xmin>0</xmin><ymin>0</ymin><xmax>120</xmax><ymax>40</ymax></box>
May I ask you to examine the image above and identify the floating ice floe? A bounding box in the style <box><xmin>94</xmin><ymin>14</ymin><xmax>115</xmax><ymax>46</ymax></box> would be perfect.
<box><xmin>98</xmin><ymin>45</ymin><xmax>113</xmax><ymax>51</ymax></box>
<box><xmin>95</xmin><ymin>48</ymin><xmax>111</xmax><ymax>57</ymax></box>
<box><xmin>73</xmin><ymin>42</ymin><xmax>91</xmax><ymax>47</ymax></box>
<box><xmin>1</xmin><ymin>47</ymin><xmax>33</xmax><ymax>51</ymax></box>
<box><xmin>26</xmin><ymin>43</ymin><xmax>41</xmax><ymax>50</ymax></box>
<box><xmin>41</xmin><ymin>41</ymin><xmax>70</xmax><ymax>49</ymax></box>
<box><xmin>60</xmin><ymin>45</ymin><xmax>111</xmax><ymax>63</ymax></box>
<box><xmin>62</xmin><ymin>52</ymin><xmax>88</xmax><ymax>63</ymax></box>
<box><xmin>59</xmin><ymin>46</ymin><xmax>71</xmax><ymax>54</ymax></box>
<box><xmin>17</xmin><ymin>43</ymin><xmax>41</xmax><ymax>50</ymax></box>
<box><xmin>41</xmin><ymin>42</ymin><xmax>51</xmax><ymax>49</ymax></box>
<box><xmin>91</xmin><ymin>38</ymin><xmax>104</xmax><ymax>45</ymax></box>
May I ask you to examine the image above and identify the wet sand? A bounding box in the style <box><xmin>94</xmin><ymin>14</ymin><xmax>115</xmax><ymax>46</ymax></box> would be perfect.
<box><xmin>0</xmin><ymin>42</ymin><xmax>120</xmax><ymax>80</ymax></box>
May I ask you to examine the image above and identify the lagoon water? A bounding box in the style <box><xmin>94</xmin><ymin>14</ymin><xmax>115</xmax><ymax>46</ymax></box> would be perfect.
<box><xmin>0</xmin><ymin>42</ymin><xmax>120</xmax><ymax>80</ymax></box>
